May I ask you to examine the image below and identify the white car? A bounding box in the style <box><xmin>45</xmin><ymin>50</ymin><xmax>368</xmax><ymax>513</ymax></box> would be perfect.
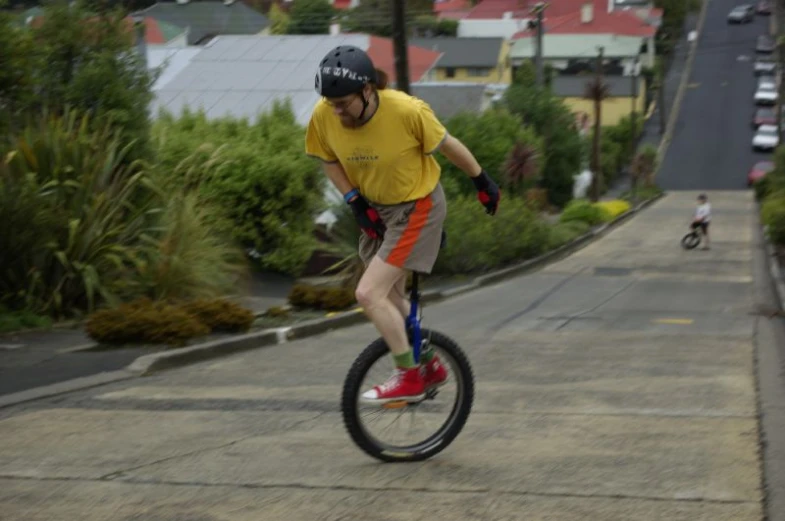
<box><xmin>755</xmin><ymin>83</ymin><xmax>778</xmax><ymax>105</ymax></box>
<box><xmin>755</xmin><ymin>58</ymin><xmax>777</xmax><ymax>76</ymax></box>
<box><xmin>753</xmin><ymin>124</ymin><xmax>780</xmax><ymax>150</ymax></box>
<box><xmin>758</xmin><ymin>75</ymin><xmax>777</xmax><ymax>89</ymax></box>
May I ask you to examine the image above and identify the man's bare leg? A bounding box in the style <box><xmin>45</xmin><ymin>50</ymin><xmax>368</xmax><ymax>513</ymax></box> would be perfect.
<box><xmin>355</xmin><ymin>256</ymin><xmax>410</xmax><ymax>356</ymax></box>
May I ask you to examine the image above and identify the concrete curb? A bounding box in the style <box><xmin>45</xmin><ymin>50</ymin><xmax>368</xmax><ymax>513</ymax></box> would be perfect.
<box><xmin>126</xmin><ymin>329</ymin><xmax>280</xmax><ymax>376</ymax></box>
<box><xmin>126</xmin><ymin>192</ymin><xmax>665</xmax><ymax>376</ymax></box>
<box><xmin>656</xmin><ymin>0</ymin><xmax>711</xmax><ymax>165</ymax></box>
<box><xmin>762</xmin><ymin>227</ymin><xmax>785</xmax><ymax>310</ymax></box>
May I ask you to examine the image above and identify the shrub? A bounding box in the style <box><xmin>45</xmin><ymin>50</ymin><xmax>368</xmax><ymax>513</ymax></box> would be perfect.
<box><xmin>762</xmin><ymin>195</ymin><xmax>785</xmax><ymax>245</ymax></box>
<box><xmin>180</xmin><ymin>298</ymin><xmax>255</xmax><ymax>333</ymax></box>
<box><xmin>319</xmin><ymin>287</ymin><xmax>356</xmax><ymax>311</ymax></box>
<box><xmin>503</xmin><ymin>82</ymin><xmax>583</xmax><ymax>207</ymax></box>
<box><xmin>595</xmin><ymin>200</ymin><xmax>631</xmax><ymax>220</ymax></box>
<box><xmin>434</xmin><ymin>195</ymin><xmax>551</xmax><ymax>274</ymax></box>
<box><xmin>138</xmin><ymin>190</ymin><xmax>250</xmax><ymax>302</ymax></box>
<box><xmin>547</xmin><ymin>220</ymin><xmax>591</xmax><ymax>249</ymax></box>
<box><xmin>288</xmin><ymin>284</ymin><xmax>322</xmax><ymax>308</ymax></box>
<box><xmin>152</xmin><ymin>104</ymin><xmax>325</xmax><ymax>276</ymax></box>
<box><xmin>436</xmin><ymin>108</ymin><xmax>542</xmax><ymax>199</ymax></box>
<box><xmin>560</xmin><ymin>199</ymin><xmax>610</xmax><ymax>226</ymax></box>
<box><xmin>4</xmin><ymin>1</ymin><xmax>158</xmax><ymax>160</ymax></box>
<box><xmin>0</xmin><ymin>310</ymin><xmax>53</xmax><ymax>334</ymax></box>
<box><xmin>287</xmin><ymin>283</ymin><xmax>356</xmax><ymax>311</ymax></box>
<box><xmin>0</xmin><ymin>109</ymin><xmax>161</xmax><ymax>318</ymax></box>
<box><xmin>85</xmin><ymin>298</ymin><xmax>210</xmax><ymax>347</ymax></box>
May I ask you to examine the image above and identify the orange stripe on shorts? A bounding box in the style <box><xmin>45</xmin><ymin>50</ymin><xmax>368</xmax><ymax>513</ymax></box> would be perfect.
<box><xmin>386</xmin><ymin>195</ymin><xmax>434</xmax><ymax>268</ymax></box>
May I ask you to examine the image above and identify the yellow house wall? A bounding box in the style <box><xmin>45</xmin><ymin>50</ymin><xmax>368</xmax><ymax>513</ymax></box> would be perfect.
<box><xmin>430</xmin><ymin>39</ymin><xmax>513</xmax><ymax>84</ymax></box>
<box><xmin>560</xmin><ymin>85</ymin><xmax>647</xmax><ymax>127</ymax></box>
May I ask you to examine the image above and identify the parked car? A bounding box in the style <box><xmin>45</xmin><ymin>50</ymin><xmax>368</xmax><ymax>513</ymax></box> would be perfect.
<box><xmin>756</xmin><ymin>0</ymin><xmax>772</xmax><ymax>15</ymax></box>
<box><xmin>755</xmin><ymin>57</ymin><xmax>777</xmax><ymax>75</ymax></box>
<box><xmin>729</xmin><ymin>4</ymin><xmax>755</xmax><ymax>22</ymax></box>
<box><xmin>748</xmin><ymin>160</ymin><xmax>775</xmax><ymax>186</ymax></box>
<box><xmin>755</xmin><ymin>83</ymin><xmax>778</xmax><ymax>105</ymax></box>
<box><xmin>752</xmin><ymin>107</ymin><xmax>777</xmax><ymax>128</ymax></box>
<box><xmin>753</xmin><ymin>124</ymin><xmax>780</xmax><ymax>150</ymax></box>
<box><xmin>757</xmin><ymin>34</ymin><xmax>776</xmax><ymax>53</ymax></box>
<box><xmin>758</xmin><ymin>75</ymin><xmax>777</xmax><ymax>89</ymax></box>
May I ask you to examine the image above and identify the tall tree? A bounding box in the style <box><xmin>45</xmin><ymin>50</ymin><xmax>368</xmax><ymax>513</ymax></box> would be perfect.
<box><xmin>287</xmin><ymin>0</ymin><xmax>334</xmax><ymax>34</ymax></box>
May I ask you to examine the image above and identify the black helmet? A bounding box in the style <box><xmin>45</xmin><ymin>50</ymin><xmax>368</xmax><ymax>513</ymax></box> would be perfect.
<box><xmin>315</xmin><ymin>45</ymin><xmax>377</xmax><ymax>98</ymax></box>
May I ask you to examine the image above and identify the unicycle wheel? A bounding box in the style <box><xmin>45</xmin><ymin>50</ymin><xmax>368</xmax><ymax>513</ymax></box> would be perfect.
<box><xmin>681</xmin><ymin>231</ymin><xmax>701</xmax><ymax>250</ymax></box>
<box><xmin>341</xmin><ymin>329</ymin><xmax>474</xmax><ymax>463</ymax></box>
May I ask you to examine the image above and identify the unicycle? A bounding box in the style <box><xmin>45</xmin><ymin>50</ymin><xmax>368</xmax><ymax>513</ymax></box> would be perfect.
<box><xmin>340</xmin><ymin>234</ymin><xmax>474</xmax><ymax>462</ymax></box>
<box><xmin>681</xmin><ymin>224</ymin><xmax>702</xmax><ymax>250</ymax></box>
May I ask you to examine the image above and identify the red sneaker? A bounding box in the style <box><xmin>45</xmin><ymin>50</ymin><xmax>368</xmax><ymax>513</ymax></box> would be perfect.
<box><xmin>423</xmin><ymin>355</ymin><xmax>448</xmax><ymax>389</ymax></box>
<box><xmin>361</xmin><ymin>367</ymin><xmax>425</xmax><ymax>404</ymax></box>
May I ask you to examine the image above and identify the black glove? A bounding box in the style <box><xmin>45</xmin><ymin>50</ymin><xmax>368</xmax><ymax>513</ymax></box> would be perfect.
<box><xmin>346</xmin><ymin>190</ymin><xmax>386</xmax><ymax>240</ymax></box>
<box><xmin>471</xmin><ymin>169</ymin><xmax>501</xmax><ymax>216</ymax></box>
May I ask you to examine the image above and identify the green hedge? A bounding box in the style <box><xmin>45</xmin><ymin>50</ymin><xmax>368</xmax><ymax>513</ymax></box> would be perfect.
<box><xmin>433</xmin><ymin>195</ymin><xmax>551</xmax><ymax>274</ymax></box>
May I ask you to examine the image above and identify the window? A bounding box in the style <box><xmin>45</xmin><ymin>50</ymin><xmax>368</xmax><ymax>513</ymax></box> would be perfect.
<box><xmin>466</xmin><ymin>67</ymin><xmax>490</xmax><ymax>77</ymax></box>
<box><xmin>445</xmin><ymin>67</ymin><xmax>456</xmax><ymax>78</ymax></box>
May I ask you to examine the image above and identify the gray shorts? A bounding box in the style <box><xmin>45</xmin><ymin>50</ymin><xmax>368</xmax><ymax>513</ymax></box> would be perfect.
<box><xmin>359</xmin><ymin>183</ymin><xmax>447</xmax><ymax>274</ymax></box>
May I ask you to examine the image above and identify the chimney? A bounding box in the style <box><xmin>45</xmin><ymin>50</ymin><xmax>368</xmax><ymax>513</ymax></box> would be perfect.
<box><xmin>581</xmin><ymin>2</ymin><xmax>594</xmax><ymax>24</ymax></box>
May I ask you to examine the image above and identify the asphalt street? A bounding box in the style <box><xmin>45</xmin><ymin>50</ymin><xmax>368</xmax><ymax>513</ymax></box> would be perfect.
<box><xmin>0</xmin><ymin>191</ymin><xmax>767</xmax><ymax>520</ymax></box>
<box><xmin>658</xmin><ymin>0</ymin><xmax>772</xmax><ymax>190</ymax></box>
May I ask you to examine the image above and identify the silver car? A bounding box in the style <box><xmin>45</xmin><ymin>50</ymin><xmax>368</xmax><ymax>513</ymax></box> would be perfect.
<box><xmin>729</xmin><ymin>4</ymin><xmax>755</xmax><ymax>23</ymax></box>
<box><xmin>755</xmin><ymin>58</ymin><xmax>777</xmax><ymax>75</ymax></box>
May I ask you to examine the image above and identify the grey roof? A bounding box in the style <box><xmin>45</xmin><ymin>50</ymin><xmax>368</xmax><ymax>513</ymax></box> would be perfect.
<box><xmin>408</xmin><ymin>37</ymin><xmax>504</xmax><ymax>68</ymax></box>
<box><xmin>138</xmin><ymin>1</ymin><xmax>269</xmax><ymax>45</ymax></box>
<box><xmin>410</xmin><ymin>83</ymin><xmax>490</xmax><ymax>120</ymax></box>
<box><xmin>551</xmin><ymin>75</ymin><xmax>643</xmax><ymax>97</ymax></box>
<box><xmin>150</xmin><ymin>34</ymin><xmax>371</xmax><ymax>125</ymax></box>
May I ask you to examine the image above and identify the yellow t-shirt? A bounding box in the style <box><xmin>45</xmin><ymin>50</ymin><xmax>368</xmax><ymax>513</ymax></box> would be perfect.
<box><xmin>305</xmin><ymin>89</ymin><xmax>448</xmax><ymax>205</ymax></box>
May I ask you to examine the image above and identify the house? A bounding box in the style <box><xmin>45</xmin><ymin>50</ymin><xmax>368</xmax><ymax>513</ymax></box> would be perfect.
<box><xmin>509</xmin><ymin>1</ymin><xmax>658</xmax><ymax>74</ymax></box>
<box><xmin>457</xmin><ymin>0</ymin><xmax>534</xmax><ymax>38</ymax></box>
<box><xmin>410</xmin><ymin>82</ymin><xmax>506</xmax><ymax>120</ymax></box>
<box><xmin>433</xmin><ymin>0</ymin><xmax>472</xmax><ymax>20</ymax></box>
<box><xmin>148</xmin><ymin>34</ymin><xmax>443</xmax><ymax>125</ymax></box>
<box><xmin>16</xmin><ymin>7</ymin><xmax>190</xmax><ymax>47</ymax></box>
<box><xmin>551</xmin><ymin>74</ymin><xmax>646</xmax><ymax>127</ymax></box>
<box><xmin>134</xmin><ymin>0</ymin><xmax>270</xmax><ymax>46</ymax></box>
<box><xmin>410</xmin><ymin>37</ymin><xmax>511</xmax><ymax>84</ymax></box>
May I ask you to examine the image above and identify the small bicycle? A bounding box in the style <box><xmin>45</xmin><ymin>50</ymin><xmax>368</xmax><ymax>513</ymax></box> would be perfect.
<box><xmin>681</xmin><ymin>223</ymin><xmax>703</xmax><ymax>250</ymax></box>
<box><xmin>340</xmin><ymin>232</ymin><xmax>475</xmax><ymax>463</ymax></box>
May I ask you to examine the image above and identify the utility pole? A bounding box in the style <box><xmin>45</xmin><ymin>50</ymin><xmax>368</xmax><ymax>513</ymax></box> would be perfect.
<box><xmin>391</xmin><ymin>0</ymin><xmax>410</xmax><ymax>94</ymax></box>
<box><xmin>629</xmin><ymin>57</ymin><xmax>639</xmax><ymax>200</ymax></box>
<box><xmin>532</xmin><ymin>1</ymin><xmax>546</xmax><ymax>87</ymax></box>
<box><xmin>657</xmin><ymin>66</ymin><xmax>667</xmax><ymax>134</ymax></box>
<box><xmin>590</xmin><ymin>46</ymin><xmax>604</xmax><ymax>202</ymax></box>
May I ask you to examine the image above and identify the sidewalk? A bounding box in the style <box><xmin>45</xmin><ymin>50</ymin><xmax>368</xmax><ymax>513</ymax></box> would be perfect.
<box><xmin>0</xmin><ymin>269</ymin><xmax>295</xmax><ymax>397</ymax></box>
<box><xmin>603</xmin><ymin>11</ymin><xmax>699</xmax><ymax>200</ymax></box>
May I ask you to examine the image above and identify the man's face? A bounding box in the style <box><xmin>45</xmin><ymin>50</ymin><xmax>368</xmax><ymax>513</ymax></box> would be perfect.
<box><xmin>325</xmin><ymin>87</ymin><xmax>370</xmax><ymax>128</ymax></box>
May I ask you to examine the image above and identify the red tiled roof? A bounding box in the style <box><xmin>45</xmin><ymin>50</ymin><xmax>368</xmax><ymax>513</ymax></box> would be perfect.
<box><xmin>464</xmin><ymin>0</ymin><xmax>534</xmax><ymax>20</ymax></box>
<box><xmin>367</xmin><ymin>35</ymin><xmax>443</xmax><ymax>84</ymax></box>
<box><xmin>333</xmin><ymin>0</ymin><xmax>352</xmax><ymax>10</ymax></box>
<box><xmin>433</xmin><ymin>0</ymin><xmax>470</xmax><ymax>13</ymax></box>
<box><xmin>511</xmin><ymin>2</ymin><xmax>657</xmax><ymax>39</ymax></box>
<box><xmin>438</xmin><ymin>9</ymin><xmax>472</xmax><ymax>20</ymax></box>
<box><xmin>27</xmin><ymin>14</ymin><xmax>173</xmax><ymax>44</ymax></box>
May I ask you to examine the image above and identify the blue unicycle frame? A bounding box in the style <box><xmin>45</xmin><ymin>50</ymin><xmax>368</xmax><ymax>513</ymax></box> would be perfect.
<box><xmin>406</xmin><ymin>272</ymin><xmax>425</xmax><ymax>364</ymax></box>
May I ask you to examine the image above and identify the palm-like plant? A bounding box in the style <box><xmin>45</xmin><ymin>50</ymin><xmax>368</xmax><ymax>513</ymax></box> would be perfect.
<box><xmin>502</xmin><ymin>141</ymin><xmax>540</xmax><ymax>193</ymax></box>
<box><xmin>584</xmin><ymin>76</ymin><xmax>610</xmax><ymax>201</ymax></box>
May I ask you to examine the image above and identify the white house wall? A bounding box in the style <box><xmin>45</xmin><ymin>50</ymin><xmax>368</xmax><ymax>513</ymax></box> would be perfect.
<box><xmin>457</xmin><ymin>19</ymin><xmax>530</xmax><ymax>38</ymax></box>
